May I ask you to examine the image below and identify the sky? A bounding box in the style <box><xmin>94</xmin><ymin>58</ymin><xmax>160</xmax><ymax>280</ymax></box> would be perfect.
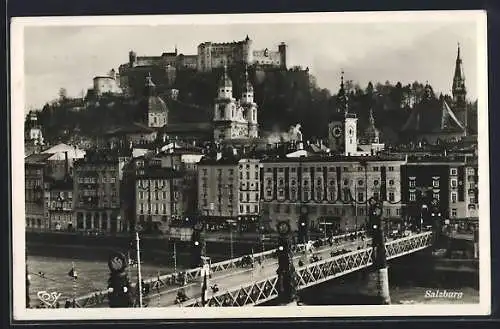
<box><xmin>21</xmin><ymin>13</ymin><xmax>482</xmax><ymax>112</ymax></box>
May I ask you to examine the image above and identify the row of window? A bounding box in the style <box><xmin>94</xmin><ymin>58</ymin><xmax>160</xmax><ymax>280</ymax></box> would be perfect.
<box><xmin>80</xmin><ymin>190</ymin><xmax>117</xmax><ymax>197</ymax></box>
<box><xmin>265</xmin><ymin>190</ymin><xmax>396</xmax><ymax>202</ymax></box>
<box><xmin>268</xmin><ymin>178</ymin><xmax>396</xmax><ymax>187</ymax></box>
<box><xmin>138</xmin><ymin>203</ymin><xmax>178</xmax><ymax>214</ymax></box>
<box><xmin>265</xmin><ymin>166</ymin><xmax>396</xmax><ymax>173</ymax></box>
<box><xmin>138</xmin><ymin>191</ymin><xmax>170</xmax><ymax>200</ymax></box>
<box><xmin>239</xmin><ymin>193</ymin><xmax>260</xmax><ymax>202</ymax></box>
<box><xmin>77</xmin><ymin>177</ymin><xmax>117</xmax><ymax>184</ymax></box>
<box><xmin>137</xmin><ymin>179</ymin><xmax>174</xmax><ymax>188</ymax></box>
<box><xmin>239</xmin><ymin>204</ymin><xmax>259</xmax><ymax>214</ymax></box>
<box><xmin>268</xmin><ymin>203</ymin><xmax>401</xmax><ymax>217</ymax></box>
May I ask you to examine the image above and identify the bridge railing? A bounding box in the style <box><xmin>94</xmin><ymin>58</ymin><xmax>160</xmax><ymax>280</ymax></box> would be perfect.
<box><xmin>181</xmin><ymin>231</ymin><xmax>433</xmax><ymax>307</ymax></box>
<box><xmin>73</xmin><ymin>230</ymin><xmax>365</xmax><ymax>308</ymax></box>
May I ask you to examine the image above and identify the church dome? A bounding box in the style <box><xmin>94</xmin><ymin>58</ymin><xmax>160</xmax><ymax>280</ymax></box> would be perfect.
<box><xmin>146</xmin><ymin>96</ymin><xmax>168</xmax><ymax>113</ymax></box>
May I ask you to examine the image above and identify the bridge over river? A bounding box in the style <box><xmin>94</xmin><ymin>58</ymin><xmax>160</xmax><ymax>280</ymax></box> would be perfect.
<box><xmin>74</xmin><ymin>231</ymin><xmax>433</xmax><ymax>308</ymax></box>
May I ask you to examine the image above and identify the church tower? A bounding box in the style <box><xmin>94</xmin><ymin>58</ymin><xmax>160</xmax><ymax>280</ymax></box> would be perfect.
<box><xmin>452</xmin><ymin>43</ymin><xmax>467</xmax><ymax>128</ymax></box>
<box><xmin>241</xmin><ymin>66</ymin><xmax>258</xmax><ymax>138</ymax></box>
<box><xmin>142</xmin><ymin>73</ymin><xmax>168</xmax><ymax>128</ymax></box>
<box><xmin>213</xmin><ymin>64</ymin><xmax>237</xmax><ymax>141</ymax></box>
<box><xmin>328</xmin><ymin>70</ymin><xmax>350</xmax><ymax>153</ymax></box>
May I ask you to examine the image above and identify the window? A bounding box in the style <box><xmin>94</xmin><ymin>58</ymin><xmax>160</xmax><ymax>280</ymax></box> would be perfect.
<box><xmin>373</xmin><ymin>166</ymin><xmax>379</xmax><ymax>171</ymax></box>
<box><xmin>451</xmin><ymin>192</ymin><xmax>457</xmax><ymax>203</ymax></box>
<box><xmin>229</xmin><ymin>169</ymin><xmax>234</xmax><ymax>175</ymax></box>
<box><xmin>389</xmin><ymin>192</ymin><xmax>395</xmax><ymax>202</ymax></box>
<box><xmin>386</xmin><ymin>209</ymin><xmax>391</xmax><ymax>217</ymax></box>
<box><xmin>409</xmin><ymin>192</ymin><xmax>416</xmax><ymax>202</ymax></box>
<box><xmin>388</xmin><ymin>166</ymin><xmax>394</xmax><ymax>172</ymax></box>
<box><xmin>344</xmin><ymin>179</ymin><xmax>349</xmax><ymax>186</ymax></box>
<box><xmin>451</xmin><ymin>209</ymin><xmax>457</xmax><ymax>217</ymax></box>
<box><xmin>389</xmin><ymin>179</ymin><xmax>394</xmax><ymax>186</ymax></box>
<box><xmin>246</xmin><ymin>205</ymin><xmax>251</xmax><ymax>213</ymax></box>
<box><xmin>329</xmin><ymin>167</ymin><xmax>335</xmax><ymax>172</ymax></box>
<box><xmin>303</xmin><ymin>191</ymin><xmax>309</xmax><ymax>200</ymax></box>
<box><xmin>433</xmin><ymin>193</ymin><xmax>440</xmax><ymax>201</ymax></box>
<box><xmin>373</xmin><ymin>192</ymin><xmax>379</xmax><ymax>200</ymax></box>
<box><xmin>433</xmin><ymin>179</ymin><xmax>440</xmax><ymax>188</ymax></box>
<box><xmin>409</xmin><ymin>180</ymin><xmax>416</xmax><ymax>188</ymax></box>
<box><xmin>374</xmin><ymin>180</ymin><xmax>379</xmax><ymax>186</ymax></box>
<box><xmin>451</xmin><ymin>179</ymin><xmax>458</xmax><ymax>188</ymax></box>
<box><xmin>343</xmin><ymin>167</ymin><xmax>348</xmax><ymax>172</ymax></box>
<box><xmin>357</xmin><ymin>179</ymin><xmax>364</xmax><ymax>186</ymax></box>
<box><xmin>240</xmin><ymin>205</ymin><xmax>244</xmax><ymax>213</ymax></box>
<box><xmin>357</xmin><ymin>167</ymin><xmax>363</xmax><ymax>172</ymax></box>
<box><xmin>450</xmin><ymin>168</ymin><xmax>458</xmax><ymax>176</ymax></box>
<box><xmin>266</xmin><ymin>190</ymin><xmax>272</xmax><ymax>197</ymax></box>
<box><xmin>357</xmin><ymin>192</ymin><xmax>364</xmax><ymax>202</ymax></box>
<box><xmin>467</xmin><ymin>168</ymin><xmax>475</xmax><ymax>175</ymax></box>
<box><xmin>470</xmin><ymin>197</ymin><xmax>476</xmax><ymax>204</ymax></box>
<box><xmin>396</xmin><ymin>208</ymin><xmax>400</xmax><ymax>216</ymax></box>
<box><xmin>246</xmin><ymin>172</ymin><xmax>250</xmax><ymax>179</ymax></box>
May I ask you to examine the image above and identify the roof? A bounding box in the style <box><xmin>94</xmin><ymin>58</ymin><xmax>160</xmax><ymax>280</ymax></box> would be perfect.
<box><xmin>146</xmin><ymin>96</ymin><xmax>168</xmax><ymax>114</ymax></box>
<box><xmin>25</xmin><ymin>153</ymin><xmax>52</xmax><ymax>165</ymax></box>
<box><xmin>402</xmin><ymin>98</ymin><xmax>465</xmax><ymax>134</ymax></box>
<box><xmin>260</xmin><ymin>154</ymin><xmax>407</xmax><ymax>163</ymax></box>
<box><xmin>104</xmin><ymin>122</ymin><xmax>156</xmax><ymax>136</ymax></box>
<box><xmin>42</xmin><ymin>143</ymin><xmax>86</xmax><ymax>158</ymax></box>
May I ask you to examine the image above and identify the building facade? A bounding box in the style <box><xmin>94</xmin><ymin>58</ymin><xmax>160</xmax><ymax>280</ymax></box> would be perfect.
<box><xmin>46</xmin><ymin>177</ymin><xmax>74</xmax><ymax>231</ymax></box>
<box><xmin>73</xmin><ymin>150</ymin><xmax>129</xmax><ymax>233</ymax></box>
<box><xmin>197</xmin><ymin>35</ymin><xmax>287</xmax><ymax>72</ymax></box>
<box><xmin>401</xmin><ymin>155</ymin><xmax>479</xmax><ymax>223</ymax></box>
<box><xmin>25</xmin><ymin>154</ymin><xmax>52</xmax><ymax>230</ymax></box>
<box><xmin>213</xmin><ymin>66</ymin><xmax>258</xmax><ymax>141</ymax></box>
<box><xmin>261</xmin><ymin>155</ymin><xmax>407</xmax><ymax>233</ymax></box>
<box><xmin>197</xmin><ymin>153</ymin><xmax>260</xmax><ymax>230</ymax></box>
<box><xmin>134</xmin><ymin>164</ymin><xmax>185</xmax><ymax>233</ymax></box>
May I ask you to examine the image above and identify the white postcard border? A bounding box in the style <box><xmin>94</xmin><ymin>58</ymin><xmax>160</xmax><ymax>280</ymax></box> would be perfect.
<box><xmin>10</xmin><ymin>10</ymin><xmax>491</xmax><ymax>321</ymax></box>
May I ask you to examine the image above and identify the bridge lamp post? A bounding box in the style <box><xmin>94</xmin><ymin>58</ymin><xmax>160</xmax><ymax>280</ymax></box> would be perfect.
<box><xmin>420</xmin><ymin>204</ymin><xmax>428</xmax><ymax>232</ymax></box>
<box><xmin>368</xmin><ymin>197</ymin><xmax>390</xmax><ymax>305</ymax></box>
<box><xmin>276</xmin><ymin>221</ymin><xmax>298</xmax><ymax>305</ymax></box>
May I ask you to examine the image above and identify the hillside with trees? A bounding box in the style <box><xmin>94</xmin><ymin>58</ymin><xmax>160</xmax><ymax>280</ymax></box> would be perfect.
<box><xmin>27</xmin><ymin>65</ymin><xmax>478</xmax><ymax>145</ymax></box>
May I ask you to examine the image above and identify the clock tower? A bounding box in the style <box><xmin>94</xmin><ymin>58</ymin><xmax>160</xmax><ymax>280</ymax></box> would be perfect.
<box><xmin>327</xmin><ymin>71</ymin><xmax>359</xmax><ymax>156</ymax></box>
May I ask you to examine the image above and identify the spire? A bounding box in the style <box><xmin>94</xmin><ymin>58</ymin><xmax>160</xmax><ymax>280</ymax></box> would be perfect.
<box><xmin>337</xmin><ymin>69</ymin><xmax>348</xmax><ymax>114</ymax></box>
<box><xmin>245</xmin><ymin>34</ymin><xmax>250</xmax><ymax>41</ymax></box>
<box><xmin>219</xmin><ymin>63</ymin><xmax>232</xmax><ymax>88</ymax></box>
<box><xmin>452</xmin><ymin>42</ymin><xmax>466</xmax><ymax>97</ymax></box>
<box><xmin>369</xmin><ymin>108</ymin><xmax>375</xmax><ymax>126</ymax></box>
<box><xmin>175</xmin><ymin>44</ymin><xmax>178</xmax><ymax>55</ymax></box>
<box><xmin>145</xmin><ymin>72</ymin><xmax>156</xmax><ymax>96</ymax></box>
<box><xmin>242</xmin><ymin>64</ymin><xmax>253</xmax><ymax>92</ymax></box>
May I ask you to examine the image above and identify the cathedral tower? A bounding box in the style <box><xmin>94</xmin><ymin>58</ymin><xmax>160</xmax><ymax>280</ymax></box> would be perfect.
<box><xmin>213</xmin><ymin>65</ymin><xmax>236</xmax><ymax>141</ymax></box>
<box><xmin>241</xmin><ymin>66</ymin><xmax>258</xmax><ymax>138</ymax></box>
<box><xmin>452</xmin><ymin>43</ymin><xmax>467</xmax><ymax>128</ymax></box>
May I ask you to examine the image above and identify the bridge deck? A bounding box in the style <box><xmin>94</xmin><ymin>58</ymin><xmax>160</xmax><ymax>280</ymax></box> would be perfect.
<box><xmin>74</xmin><ymin>231</ymin><xmax>365</xmax><ymax>308</ymax></box>
<box><xmin>180</xmin><ymin>232</ymin><xmax>433</xmax><ymax>307</ymax></box>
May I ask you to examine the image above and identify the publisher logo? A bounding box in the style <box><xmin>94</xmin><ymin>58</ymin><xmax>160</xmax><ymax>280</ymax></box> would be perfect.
<box><xmin>37</xmin><ymin>290</ymin><xmax>62</xmax><ymax>308</ymax></box>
